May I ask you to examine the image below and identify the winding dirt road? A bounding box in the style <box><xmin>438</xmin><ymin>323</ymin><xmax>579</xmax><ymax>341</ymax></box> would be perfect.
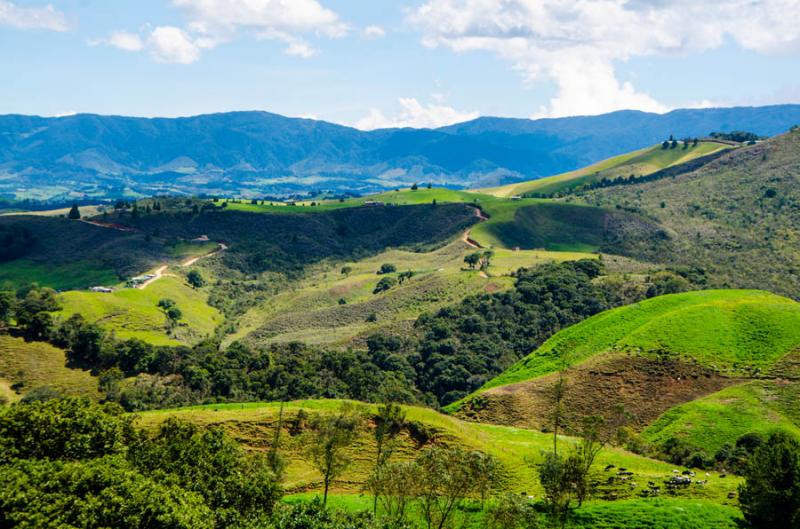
<box><xmin>462</xmin><ymin>206</ymin><xmax>489</xmax><ymax>249</ymax></box>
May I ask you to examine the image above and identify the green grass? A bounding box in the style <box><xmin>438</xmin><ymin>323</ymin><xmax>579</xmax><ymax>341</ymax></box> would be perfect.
<box><xmin>567</xmin><ymin>498</ymin><xmax>742</xmax><ymax>529</ymax></box>
<box><xmin>0</xmin><ymin>259</ymin><xmax>118</xmax><ymax>291</ymax></box>
<box><xmin>0</xmin><ymin>335</ymin><xmax>99</xmax><ymax>400</ymax></box>
<box><xmin>228</xmin><ymin>239</ymin><xmax>515</xmax><ymax>347</ymax></box>
<box><xmin>642</xmin><ymin>381</ymin><xmax>800</xmax><ymax>453</ymax></box>
<box><xmin>57</xmin><ymin>276</ymin><xmax>222</xmax><ymax>346</ymax></box>
<box><xmin>136</xmin><ymin>399</ymin><xmax>741</xmax><ymax>502</ymax></box>
<box><xmin>482</xmin><ymin>142</ymin><xmax>733</xmax><ymax>197</ymax></box>
<box><xmin>469</xmin><ymin>290</ymin><xmax>800</xmax><ymax>395</ymax></box>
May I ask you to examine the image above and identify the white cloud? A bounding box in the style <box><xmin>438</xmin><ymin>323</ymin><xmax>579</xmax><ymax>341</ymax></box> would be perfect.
<box><xmin>410</xmin><ymin>0</ymin><xmax>800</xmax><ymax>117</ymax></box>
<box><xmin>148</xmin><ymin>26</ymin><xmax>202</xmax><ymax>64</ymax></box>
<box><xmin>0</xmin><ymin>0</ymin><xmax>67</xmax><ymax>31</ymax></box>
<box><xmin>172</xmin><ymin>0</ymin><xmax>347</xmax><ymax>58</ymax></box>
<box><xmin>363</xmin><ymin>25</ymin><xmax>385</xmax><ymax>39</ymax></box>
<box><xmin>284</xmin><ymin>40</ymin><xmax>316</xmax><ymax>58</ymax></box>
<box><xmin>97</xmin><ymin>0</ymin><xmax>346</xmax><ymax>63</ymax></box>
<box><xmin>99</xmin><ymin>30</ymin><xmax>145</xmax><ymax>52</ymax></box>
<box><xmin>354</xmin><ymin>97</ymin><xmax>479</xmax><ymax>130</ymax></box>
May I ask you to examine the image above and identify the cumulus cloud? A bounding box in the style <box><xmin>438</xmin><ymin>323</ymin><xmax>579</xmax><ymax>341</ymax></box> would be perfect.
<box><xmin>97</xmin><ymin>0</ymin><xmax>346</xmax><ymax>63</ymax></box>
<box><xmin>354</xmin><ymin>97</ymin><xmax>479</xmax><ymax>130</ymax></box>
<box><xmin>172</xmin><ymin>0</ymin><xmax>347</xmax><ymax>59</ymax></box>
<box><xmin>0</xmin><ymin>0</ymin><xmax>67</xmax><ymax>31</ymax></box>
<box><xmin>410</xmin><ymin>0</ymin><xmax>800</xmax><ymax>117</ymax></box>
<box><xmin>363</xmin><ymin>25</ymin><xmax>386</xmax><ymax>39</ymax></box>
<box><xmin>147</xmin><ymin>26</ymin><xmax>203</xmax><ymax>64</ymax></box>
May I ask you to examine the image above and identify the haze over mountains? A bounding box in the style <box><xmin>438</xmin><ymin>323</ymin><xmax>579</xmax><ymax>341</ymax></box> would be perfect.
<box><xmin>2</xmin><ymin>104</ymin><xmax>800</xmax><ymax>201</ymax></box>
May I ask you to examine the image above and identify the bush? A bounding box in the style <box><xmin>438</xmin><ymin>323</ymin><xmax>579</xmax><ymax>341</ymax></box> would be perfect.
<box><xmin>739</xmin><ymin>431</ymin><xmax>800</xmax><ymax>529</ymax></box>
<box><xmin>378</xmin><ymin>263</ymin><xmax>396</xmax><ymax>275</ymax></box>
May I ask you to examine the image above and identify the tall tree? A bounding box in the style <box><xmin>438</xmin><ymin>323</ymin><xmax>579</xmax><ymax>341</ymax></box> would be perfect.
<box><xmin>304</xmin><ymin>404</ymin><xmax>365</xmax><ymax>506</ymax></box>
<box><xmin>370</xmin><ymin>403</ymin><xmax>406</xmax><ymax>514</ymax></box>
<box><xmin>67</xmin><ymin>204</ymin><xmax>81</xmax><ymax>219</ymax></box>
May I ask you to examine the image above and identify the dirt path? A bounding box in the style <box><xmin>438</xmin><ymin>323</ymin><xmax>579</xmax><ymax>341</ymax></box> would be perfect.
<box><xmin>138</xmin><ymin>243</ymin><xmax>227</xmax><ymax>290</ymax></box>
<box><xmin>136</xmin><ymin>265</ymin><xmax>168</xmax><ymax>289</ymax></box>
<box><xmin>81</xmin><ymin>219</ymin><xmax>140</xmax><ymax>232</ymax></box>
<box><xmin>462</xmin><ymin>206</ymin><xmax>489</xmax><ymax>249</ymax></box>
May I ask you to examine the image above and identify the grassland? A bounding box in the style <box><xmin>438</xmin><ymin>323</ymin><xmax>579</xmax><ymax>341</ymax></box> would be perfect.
<box><xmin>0</xmin><ymin>259</ymin><xmax>119</xmax><ymax>291</ymax></box>
<box><xmin>576</xmin><ymin>130</ymin><xmax>800</xmax><ymax>300</ymax></box>
<box><xmin>642</xmin><ymin>381</ymin><xmax>800</xmax><ymax>453</ymax></box>
<box><xmin>137</xmin><ymin>399</ymin><xmax>741</xmax><ymax>504</ymax></box>
<box><xmin>482</xmin><ymin>141</ymin><xmax>733</xmax><ymax>197</ymax></box>
<box><xmin>0</xmin><ymin>335</ymin><xmax>99</xmax><ymax>401</ymax></box>
<box><xmin>472</xmin><ymin>290</ymin><xmax>800</xmax><ymax>395</ymax></box>
<box><xmin>58</xmin><ymin>275</ymin><xmax>222</xmax><ymax>346</ymax></box>
<box><xmin>228</xmin><ymin>236</ymin><xmax>596</xmax><ymax>347</ymax></box>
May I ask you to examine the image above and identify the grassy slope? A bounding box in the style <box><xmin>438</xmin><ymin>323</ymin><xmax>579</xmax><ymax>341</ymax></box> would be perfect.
<box><xmin>58</xmin><ymin>276</ymin><xmax>222</xmax><ymax>346</ymax></box>
<box><xmin>136</xmin><ymin>399</ymin><xmax>741</xmax><ymax>505</ymax></box>
<box><xmin>229</xmin><ymin>237</ymin><xmax>596</xmax><ymax>347</ymax></box>
<box><xmin>483</xmin><ymin>142</ymin><xmax>732</xmax><ymax>197</ymax></box>
<box><xmin>470</xmin><ymin>290</ymin><xmax>800</xmax><ymax>394</ymax></box>
<box><xmin>577</xmin><ymin>130</ymin><xmax>800</xmax><ymax>299</ymax></box>
<box><xmin>642</xmin><ymin>381</ymin><xmax>800</xmax><ymax>453</ymax></box>
<box><xmin>230</xmin><ymin>187</ymin><xmax>655</xmax><ymax>255</ymax></box>
<box><xmin>0</xmin><ymin>335</ymin><xmax>99</xmax><ymax>400</ymax></box>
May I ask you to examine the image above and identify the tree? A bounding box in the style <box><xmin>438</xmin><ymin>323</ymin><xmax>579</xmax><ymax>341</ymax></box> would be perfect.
<box><xmin>378</xmin><ymin>263</ymin><xmax>396</xmax><ymax>275</ymax></box>
<box><xmin>415</xmin><ymin>446</ymin><xmax>498</xmax><ymax>529</ymax></box>
<box><xmin>158</xmin><ymin>299</ymin><xmax>182</xmax><ymax>329</ymax></box>
<box><xmin>367</xmin><ymin>460</ymin><xmax>418</xmax><ymax>526</ymax></box>
<box><xmin>341</xmin><ymin>266</ymin><xmax>353</xmax><ymax>276</ymax></box>
<box><xmin>464</xmin><ymin>252</ymin><xmax>481</xmax><ymax>270</ymax></box>
<box><xmin>398</xmin><ymin>271</ymin><xmax>415</xmax><ymax>284</ymax></box>
<box><xmin>370</xmin><ymin>403</ymin><xmax>406</xmax><ymax>514</ymax></box>
<box><xmin>373</xmin><ymin>276</ymin><xmax>397</xmax><ymax>294</ymax></box>
<box><xmin>187</xmin><ymin>270</ymin><xmax>206</xmax><ymax>288</ymax></box>
<box><xmin>0</xmin><ymin>290</ymin><xmax>14</xmax><ymax>326</ymax></box>
<box><xmin>267</xmin><ymin>402</ymin><xmax>288</xmax><ymax>480</ymax></box>
<box><xmin>304</xmin><ymin>404</ymin><xmax>365</xmax><ymax>506</ymax></box>
<box><xmin>411</xmin><ymin>183</ymin><xmax>419</xmax><ymax>191</ymax></box>
<box><xmin>427</xmin><ymin>182</ymin><xmax>432</xmax><ymax>189</ymax></box>
<box><xmin>739</xmin><ymin>431</ymin><xmax>800</xmax><ymax>529</ymax></box>
<box><xmin>67</xmin><ymin>204</ymin><xmax>81</xmax><ymax>219</ymax></box>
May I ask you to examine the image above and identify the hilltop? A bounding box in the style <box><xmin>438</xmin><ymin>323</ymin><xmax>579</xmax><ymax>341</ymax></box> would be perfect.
<box><xmin>572</xmin><ymin>129</ymin><xmax>800</xmax><ymax>299</ymax></box>
<box><xmin>482</xmin><ymin>140</ymin><xmax>733</xmax><ymax>197</ymax></box>
<box><xmin>2</xmin><ymin>105</ymin><xmax>800</xmax><ymax>201</ymax></box>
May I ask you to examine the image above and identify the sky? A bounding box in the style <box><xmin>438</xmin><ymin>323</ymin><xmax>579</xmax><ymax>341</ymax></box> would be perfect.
<box><xmin>1</xmin><ymin>0</ymin><xmax>799</xmax><ymax>129</ymax></box>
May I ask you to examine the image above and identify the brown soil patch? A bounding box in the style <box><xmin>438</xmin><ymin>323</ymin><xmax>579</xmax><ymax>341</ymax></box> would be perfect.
<box><xmin>457</xmin><ymin>355</ymin><xmax>741</xmax><ymax>433</ymax></box>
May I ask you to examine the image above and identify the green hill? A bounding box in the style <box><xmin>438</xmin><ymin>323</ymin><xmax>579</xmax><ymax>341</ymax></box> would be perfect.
<box><xmin>641</xmin><ymin>381</ymin><xmax>800</xmax><ymax>454</ymax></box>
<box><xmin>0</xmin><ymin>335</ymin><xmax>99</xmax><ymax>401</ymax></box>
<box><xmin>448</xmin><ymin>290</ymin><xmax>800</xmax><ymax>436</ymax></box>
<box><xmin>137</xmin><ymin>399</ymin><xmax>741</xmax><ymax>505</ymax></box>
<box><xmin>58</xmin><ymin>276</ymin><xmax>222</xmax><ymax>346</ymax></box>
<box><xmin>482</xmin><ymin>141</ymin><xmax>733</xmax><ymax>197</ymax></box>
<box><xmin>575</xmin><ymin>129</ymin><xmax>800</xmax><ymax>299</ymax></box>
<box><xmin>475</xmin><ymin>289</ymin><xmax>800</xmax><ymax>393</ymax></box>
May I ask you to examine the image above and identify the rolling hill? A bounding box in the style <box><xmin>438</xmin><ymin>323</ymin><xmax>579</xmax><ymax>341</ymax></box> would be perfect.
<box><xmin>574</xmin><ymin>128</ymin><xmax>800</xmax><ymax>299</ymax></box>
<box><xmin>2</xmin><ymin>105</ymin><xmax>799</xmax><ymax>201</ymax></box>
<box><xmin>482</xmin><ymin>140</ymin><xmax>733</xmax><ymax>197</ymax></box>
<box><xmin>451</xmin><ymin>290</ymin><xmax>800</xmax><ymax>435</ymax></box>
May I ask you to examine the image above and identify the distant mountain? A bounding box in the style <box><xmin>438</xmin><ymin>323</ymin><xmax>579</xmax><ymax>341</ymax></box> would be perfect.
<box><xmin>1</xmin><ymin>105</ymin><xmax>799</xmax><ymax>201</ymax></box>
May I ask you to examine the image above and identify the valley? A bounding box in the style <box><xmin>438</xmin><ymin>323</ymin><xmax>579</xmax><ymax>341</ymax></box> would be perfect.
<box><xmin>2</xmin><ymin>126</ymin><xmax>800</xmax><ymax>529</ymax></box>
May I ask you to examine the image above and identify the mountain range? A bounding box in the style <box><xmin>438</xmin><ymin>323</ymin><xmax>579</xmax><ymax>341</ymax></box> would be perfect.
<box><xmin>2</xmin><ymin>104</ymin><xmax>800</xmax><ymax>201</ymax></box>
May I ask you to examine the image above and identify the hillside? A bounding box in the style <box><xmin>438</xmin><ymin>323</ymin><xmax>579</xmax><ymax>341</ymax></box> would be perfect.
<box><xmin>136</xmin><ymin>399</ymin><xmax>743</xmax><ymax>509</ymax></box>
<box><xmin>451</xmin><ymin>290</ymin><xmax>800</xmax><ymax>434</ymax></box>
<box><xmin>2</xmin><ymin>105</ymin><xmax>799</xmax><ymax>201</ymax></box>
<box><xmin>574</xmin><ymin>129</ymin><xmax>800</xmax><ymax>299</ymax></box>
<box><xmin>482</xmin><ymin>140</ymin><xmax>733</xmax><ymax>197</ymax></box>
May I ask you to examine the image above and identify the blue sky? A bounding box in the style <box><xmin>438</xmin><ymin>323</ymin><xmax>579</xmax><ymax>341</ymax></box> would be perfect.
<box><xmin>1</xmin><ymin>0</ymin><xmax>799</xmax><ymax>129</ymax></box>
